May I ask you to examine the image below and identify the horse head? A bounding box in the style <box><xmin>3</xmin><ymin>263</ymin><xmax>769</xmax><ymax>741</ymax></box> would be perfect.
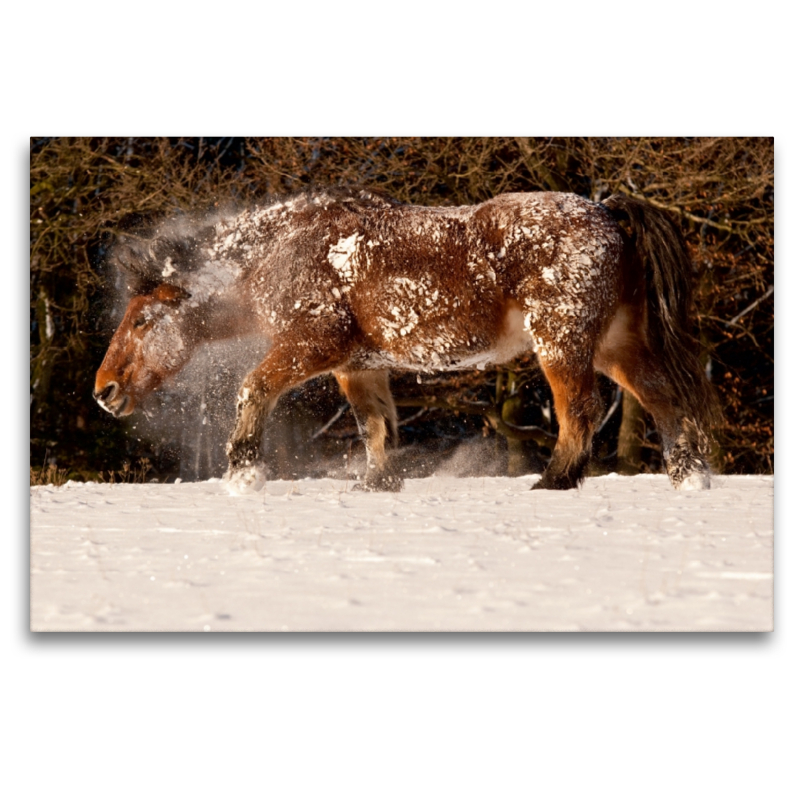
<box><xmin>94</xmin><ymin>283</ymin><xmax>193</xmax><ymax>417</ymax></box>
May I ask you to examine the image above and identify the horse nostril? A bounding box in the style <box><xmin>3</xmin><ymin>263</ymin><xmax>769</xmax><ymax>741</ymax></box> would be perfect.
<box><xmin>94</xmin><ymin>382</ymin><xmax>119</xmax><ymax>403</ymax></box>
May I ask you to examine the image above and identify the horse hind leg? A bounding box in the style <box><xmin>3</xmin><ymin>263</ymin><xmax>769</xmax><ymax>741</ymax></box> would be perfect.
<box><xmin>594</xmin><ymin>310</ymin><xmax>712</xmax><ymax>489</ymax></box>
<box><xmin>663</xmin><ymin>418</ymin><xmax>712</xmax><ymax>490</ymax></box>
<box><xmin>334</xmin><ymin>369</ymin><xmax>402</xmax><ymax>492</ymax></box>
<box><xmin>534</xmin><ymin>358</ymin><xmax>604</xmax><ymax>490</ymax></box>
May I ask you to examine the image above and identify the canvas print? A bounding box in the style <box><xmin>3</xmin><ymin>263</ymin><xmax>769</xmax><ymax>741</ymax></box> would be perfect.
<box><xmin>30</xmin><ymin>137</ymin><xmax>774</xmax><ymax>631</ymax></box>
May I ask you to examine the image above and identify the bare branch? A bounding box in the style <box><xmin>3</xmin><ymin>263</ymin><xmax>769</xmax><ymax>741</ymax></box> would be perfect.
<box><xmin>727</xmin><ymin>285</ymin><xmax>774</xmax><ymax>326</ymax></box>
<box><xmin>310</xmin><ymin>404</ymin><xmax>349</xmax><ymax>440</ymax></box>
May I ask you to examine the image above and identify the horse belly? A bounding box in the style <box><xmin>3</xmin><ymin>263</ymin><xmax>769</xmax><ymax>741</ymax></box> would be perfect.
<box><xmin>355</xmin><ymin>301</ymin><xmax>531</xmax><ymax>372</ymax></box>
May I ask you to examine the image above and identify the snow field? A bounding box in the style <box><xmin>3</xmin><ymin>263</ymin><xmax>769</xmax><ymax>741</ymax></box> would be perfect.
<box><xmin>30</xmin><ymin>473</ymin><xmax>773</xmax><ymax>632</ymax></box>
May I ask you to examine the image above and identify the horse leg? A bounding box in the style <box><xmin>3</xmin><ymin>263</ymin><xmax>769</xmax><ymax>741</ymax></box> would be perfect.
<box><xmin>534</xmin><ymin>359</ymin><xmax>604</xmax><ymax>490</ymax></box>
<box><xmin>225</xmin><ymin>343</ymin><xmax>343</xmax><ymax>492</ymax></box>
<box><xmin>334</xmin><ymin>369</ymin><xmax>402</xmax><ymax>491</ymax></box>
<box><xmin>595</xmin><ymin>313</ymin><xmax>711</xmax><ymax>489</ymax></box>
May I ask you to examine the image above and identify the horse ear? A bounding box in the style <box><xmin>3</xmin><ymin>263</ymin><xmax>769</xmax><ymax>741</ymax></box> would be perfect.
<box><xmin>153</xmin><ymin>283</ymin><xmax>191</xmax><ymax>305</ymax></box>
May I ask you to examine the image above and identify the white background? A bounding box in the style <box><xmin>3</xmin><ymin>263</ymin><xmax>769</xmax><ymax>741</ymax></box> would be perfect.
<box><xmin>9</xmin><ymin>3</ymin><xmax>795</xmax><ymax>797</ymax></box>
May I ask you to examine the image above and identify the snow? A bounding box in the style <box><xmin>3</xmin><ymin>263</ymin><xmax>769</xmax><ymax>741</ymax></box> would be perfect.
<box><xmin>30</xmin><ymin>473</ymin><xmax>772</xmax><ymax>632</ymax></box>
<box><xmin>327</xmin><ymin>231</ymin><xmax>362</xmax><ymax>283</ymax></box>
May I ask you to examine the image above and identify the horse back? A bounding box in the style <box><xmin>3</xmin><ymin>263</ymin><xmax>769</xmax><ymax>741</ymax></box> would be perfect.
<box><xmin>249</xmin><ymin>192</ymin><xmax>628</xmax><ymax>371</ymax></box>
<box><xmin>335</xmin><ymin>193</ymin><xmax>626</xmax><ymax>369</ymax></box>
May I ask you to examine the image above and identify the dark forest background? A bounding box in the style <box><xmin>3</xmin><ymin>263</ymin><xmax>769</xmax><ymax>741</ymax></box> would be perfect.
<box><xmin>29</xmin><ymin>137</ymin><xmax>773</xmax><ymax>484</ymax></box>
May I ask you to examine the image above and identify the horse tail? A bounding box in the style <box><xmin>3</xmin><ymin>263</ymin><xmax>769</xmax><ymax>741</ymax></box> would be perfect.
<box><xmin>601</xmin><ymin>193</ymin><xmax>722</xmax><ymax>437</ymax></box>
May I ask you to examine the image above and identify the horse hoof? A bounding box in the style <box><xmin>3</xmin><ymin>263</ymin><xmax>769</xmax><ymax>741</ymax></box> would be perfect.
<box><xmin>531</xmin><ymin>475</ymin><xmax>577</xmax><ymax>491</ymax></box>
<box><xmin>225</xmin><ymin>464</ymin><xmax>267</xmax><ymax>495</ymax></box>
<box><xmin>676</xmin><ymin>471</ymin><xmax>711</xmax><ymax>490</ymax></box>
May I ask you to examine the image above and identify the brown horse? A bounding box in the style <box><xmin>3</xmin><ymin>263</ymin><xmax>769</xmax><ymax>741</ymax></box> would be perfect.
<box><xmin>95</xmin><ymin>188</ymin><xmax>719</xmax><ymax>492</ymax></box>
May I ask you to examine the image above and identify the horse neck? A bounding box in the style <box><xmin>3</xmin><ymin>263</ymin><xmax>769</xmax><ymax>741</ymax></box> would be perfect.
<box><xmin>186</xmin><ymin>293</ymin><xmax>258</xmax><ymax>344</ymax></box>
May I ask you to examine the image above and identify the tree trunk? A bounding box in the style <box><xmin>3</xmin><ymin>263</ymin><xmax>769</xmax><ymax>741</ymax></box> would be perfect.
<box><xmin>502</xmin><ymin>393</ymin><xmax>528</xmax><ymax>477</ymax></box>
<box><xmin>616</xmin><ymin>390</ymin><xmax>645</xmax><ymax>475</ymax></box>
<box><xmin>31</xmin><ymin>287</ymin><xmax>55</xmax><ymax>418</ymax></box>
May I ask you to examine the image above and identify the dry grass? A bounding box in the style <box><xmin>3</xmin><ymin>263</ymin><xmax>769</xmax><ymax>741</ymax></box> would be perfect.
<box><xmin>30</xmin><ymin>457</ymin><xmax>154</xmax><ymax>487</ymax></box>
<box><xmin>30</xmin><ymin>464</ymin><xmax>71</xmax><ymax>487</ymax></box>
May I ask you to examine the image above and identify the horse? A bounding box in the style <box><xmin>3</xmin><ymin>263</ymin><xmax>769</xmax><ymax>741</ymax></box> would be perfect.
<box><xmin>94</xmin><ymin>187</ymin><xmax>720</xmax><ymax>493</ymax></box>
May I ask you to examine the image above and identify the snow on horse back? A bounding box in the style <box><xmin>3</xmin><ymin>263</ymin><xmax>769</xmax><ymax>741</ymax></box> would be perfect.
<box><xmin>95</xmin><ymin>187</ymin><xmax>719</xmax><ymax>493</ymax></box>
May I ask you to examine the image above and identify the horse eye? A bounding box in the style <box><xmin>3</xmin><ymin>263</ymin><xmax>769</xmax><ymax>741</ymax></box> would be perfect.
<box><xmin>133</xmin><ymin>316</ymin><xmax>147</xmax><ymax>329</ymax></box>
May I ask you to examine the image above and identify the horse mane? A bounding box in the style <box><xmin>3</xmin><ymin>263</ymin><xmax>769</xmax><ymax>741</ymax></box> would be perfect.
<box><xmin>109</xmin><ymin>210</ymin><xmax>220</xmax><ymax>294</ymax></box>
<box><xmin>109</xmin><ymin>186</ymin><xmax>401</xmax><ymax>295</ymax></box>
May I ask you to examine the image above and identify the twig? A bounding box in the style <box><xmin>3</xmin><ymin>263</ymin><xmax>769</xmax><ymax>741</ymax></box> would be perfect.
<box><xmin>727</xmin><ymin>285</ymin><xmax>774</xmax><ymax>326</ymax></box>
<box><xmin>618</xmin><ymin>187</ymin><xmax>771</xmax><ymax>235</ymax></box>
<box><xmin>397</xmin><ymin>408</ymin><xmax>428</xmax><ymax>426</ymax></box>
<box><xmin>395</xmin><ymin>394</ymin><xmax>557</xmax><ymax>449</ymax></box>
<box><xmin>310</xmin><ymin>403</ymin><xmax>349</xmax><ymax>440</ymax></box>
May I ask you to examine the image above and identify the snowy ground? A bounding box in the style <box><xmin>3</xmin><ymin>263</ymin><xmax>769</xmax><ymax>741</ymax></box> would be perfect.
<box><xmin>30</xmin><ymin>473</ymin><xmax>773</xmax><ymax>632</ymax></box>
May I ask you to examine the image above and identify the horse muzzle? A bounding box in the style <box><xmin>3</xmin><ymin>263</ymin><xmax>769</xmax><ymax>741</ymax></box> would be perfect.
<box><xmin>93</xmin><ymin>381</ymin><xmax>134</xmax><ymax>417</ymax></box>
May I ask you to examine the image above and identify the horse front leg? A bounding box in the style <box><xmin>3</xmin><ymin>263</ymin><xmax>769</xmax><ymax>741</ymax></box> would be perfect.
<box><xmin>225</xmin><ymin>382</ymin><xmax>276</xmax><ymax>492</ymax></box>
<box><xmin>225</xmin><ymin>343</ymin><xmax>342</xmax><ymax>493</ymax></box>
